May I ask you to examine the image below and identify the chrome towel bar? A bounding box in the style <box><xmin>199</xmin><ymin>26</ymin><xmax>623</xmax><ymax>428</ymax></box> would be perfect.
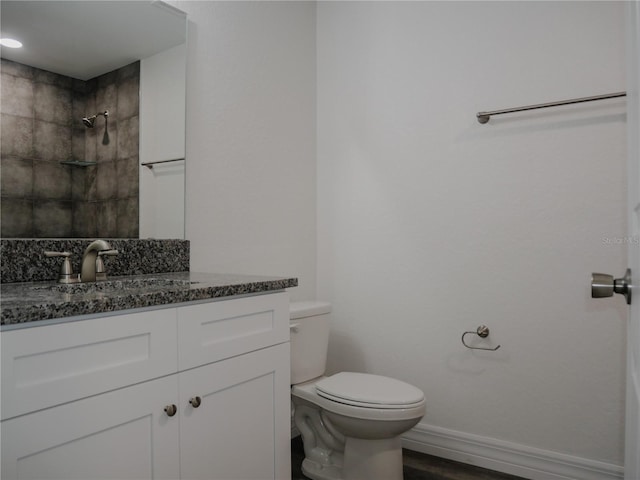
<box><xmin>141</xmin><ymin>158</ymin><xmax>185</xmax><ymax>169</ymax></box>
<box><xmin>477</xmin><ymin>91</ymin><xmax>626</xmax><ymax>124</ymax></box>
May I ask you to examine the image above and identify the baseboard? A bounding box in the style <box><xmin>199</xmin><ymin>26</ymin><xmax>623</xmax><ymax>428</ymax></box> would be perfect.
<box><xmin>402</xmin><ymin>423</ymin><xmax>623</xmax><ymax>480</ymax></box>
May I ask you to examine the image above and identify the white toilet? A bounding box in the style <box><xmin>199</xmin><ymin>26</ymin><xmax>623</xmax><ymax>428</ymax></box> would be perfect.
<box><xmin>290</xmin><ymin>301</ymin><xmax>426</xmax><ymax>480</ymax></box>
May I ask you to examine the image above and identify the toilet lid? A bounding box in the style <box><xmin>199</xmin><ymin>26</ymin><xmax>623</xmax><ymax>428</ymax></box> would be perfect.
<box><xmin>315</xmin><ymin>372</ymin><xmax>424</xmax><ymax>409</ymax></box>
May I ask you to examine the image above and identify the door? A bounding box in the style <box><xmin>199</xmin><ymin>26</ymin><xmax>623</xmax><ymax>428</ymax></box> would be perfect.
<box><xmin>594</xmin><ymin>5</ymin><xmax>640</xmax><ymax>477</ymax></box>
<box><xmin>625</xmin><ymin>2</ymin><xmax>640</xmax><ymax>479</ymax></box>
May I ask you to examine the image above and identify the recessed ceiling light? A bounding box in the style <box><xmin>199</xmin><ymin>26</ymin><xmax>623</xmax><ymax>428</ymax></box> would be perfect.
<box><xmin>0</xmin><ymin>38</ymin><xmax>23</xmax><ymax>48</ymax></box>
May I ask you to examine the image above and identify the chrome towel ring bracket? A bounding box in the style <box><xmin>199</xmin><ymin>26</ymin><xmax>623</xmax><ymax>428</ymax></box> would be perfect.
<box><xmin>461</xmin><ymin>325</ymin><xmax>501</xmax><ymax>351</ymax></box>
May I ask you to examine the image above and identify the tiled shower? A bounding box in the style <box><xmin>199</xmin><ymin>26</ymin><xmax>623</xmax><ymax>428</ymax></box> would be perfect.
<box><xmin>0</xmin><ymin>59</ymin><xmax>139</xmax><ymax>238</ymax></box>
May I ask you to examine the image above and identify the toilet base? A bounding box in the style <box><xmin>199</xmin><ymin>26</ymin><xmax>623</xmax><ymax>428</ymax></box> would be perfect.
<box><xmin>343</xmin><ymin>436</ymin><xmax>403</xmax><ymax>480</ymax></box>
<box><xmin>301</xmin><ymin>435</ymin><xmax>403</xmax><ymax>480</ymax></box>
<box><xmin>301</xmin><ymin>458</ymin><xmax>342</xmax><ymax>480</ymax></box>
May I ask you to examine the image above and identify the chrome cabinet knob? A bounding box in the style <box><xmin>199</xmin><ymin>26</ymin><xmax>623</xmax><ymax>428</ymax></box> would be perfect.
<box><xmin>591</xmin><ymin>268</ymin><xmax>632</xmax><ymax>304</ymax></box>
<box><xmin>164</xmin><ymin>404</ymin><xmax>177</xmax><ymax>417</ymax></box>
<box><xmin>189</xmin><ymin>396</ymin><xmax>202</xmax><ymax>408</ymax></box>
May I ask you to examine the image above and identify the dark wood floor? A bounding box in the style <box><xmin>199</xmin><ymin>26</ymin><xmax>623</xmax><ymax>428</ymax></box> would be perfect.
<box><xmin>291</xmin><ymin>436</ymin><xmax>528</xmax><ymax>480</ymax></box>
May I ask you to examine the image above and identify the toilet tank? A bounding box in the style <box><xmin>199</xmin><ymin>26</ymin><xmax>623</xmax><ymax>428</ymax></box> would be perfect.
<box><xmin>290</xmin><ymin>301</ymin><xmax>332</xmax><ymax>385</ymax></box>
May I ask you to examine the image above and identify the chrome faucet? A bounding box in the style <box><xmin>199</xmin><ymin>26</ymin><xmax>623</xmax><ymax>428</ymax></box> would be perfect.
<box><xmin>81</xmin><ymin>240</ymin><xmax>117</xmax><ymax>282</ymax></box>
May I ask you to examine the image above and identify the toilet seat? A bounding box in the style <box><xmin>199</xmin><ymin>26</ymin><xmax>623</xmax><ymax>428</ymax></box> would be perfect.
<box><xmin>292</xmin><ymin>374</ymin><xmax>425</xmax><ymax>422</ymax></box>
<box><xmin>315</xmin><ymin>372</ymin><xmax>425</xmax><ymax>409</ymax></box>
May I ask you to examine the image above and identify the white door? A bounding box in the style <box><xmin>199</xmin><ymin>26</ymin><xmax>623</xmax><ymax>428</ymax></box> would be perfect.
<box><xmin>594</xmin><ymin>5</ymin><xmax>640</xmax><ymax>477</ymax></box>
<box><xmin>625</xmin><ymin>2</ymin><xmax>640</xmax><ymax>479</ymax></box>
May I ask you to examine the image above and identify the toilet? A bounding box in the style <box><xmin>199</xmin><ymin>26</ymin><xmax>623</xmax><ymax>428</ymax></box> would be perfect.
<box><xmin>290</xmin><ymin>301</ymin><xmax>425</xmax><ymax>480</ymax></box>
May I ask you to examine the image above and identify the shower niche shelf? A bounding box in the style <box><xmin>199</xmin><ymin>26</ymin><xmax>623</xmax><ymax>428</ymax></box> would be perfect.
<box><xmin>60</xmin><ymin>160</ymin><xmax>97</xmax><ymax>167</ymax></box>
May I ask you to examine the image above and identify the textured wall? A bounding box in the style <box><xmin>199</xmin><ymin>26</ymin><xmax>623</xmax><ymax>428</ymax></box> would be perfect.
<box><xmin>176</xmin><ymin>0</ymin><xmax>317</xmax><ymax>301</ymax></box>
<box><xmin>316</xmin><ymin>0</ymin><xmax>627</xmax><ymax>471</ymax></box>
<box><xmin>161</xmin><ymin>0</ymin><xmax>626</xmax><ymax>472</ymax></box>
<box><xmin>0</xmin><ymin>59</ymin><xmax>139</xmax><ymax>238</ymax></box>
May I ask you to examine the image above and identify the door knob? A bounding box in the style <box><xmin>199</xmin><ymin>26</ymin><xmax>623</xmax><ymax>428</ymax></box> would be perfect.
<box><xmin>189</xmin><ymin>396</ymin><xmax>202</xmax><ymax>408</ymax></box>
<box><xmin>591</xmin><ymin>268</ymin><xmax>632</xmax><ymax>304</ymax></box>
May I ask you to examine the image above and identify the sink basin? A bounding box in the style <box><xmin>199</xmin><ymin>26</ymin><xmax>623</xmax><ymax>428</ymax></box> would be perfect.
<box><xmin>34</xmin><ymin>277</ymin><xmax>197</xmax><ymax>294</ymax></box>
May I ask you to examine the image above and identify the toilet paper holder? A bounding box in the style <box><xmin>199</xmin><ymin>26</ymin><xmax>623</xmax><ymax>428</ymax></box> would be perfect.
<box><xmin>461</xmin><ymin>325</ymin><xmax>501</xmax><ymax>351</ymax></box>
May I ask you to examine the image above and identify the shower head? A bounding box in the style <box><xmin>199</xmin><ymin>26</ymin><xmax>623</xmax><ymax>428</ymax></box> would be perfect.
<box><xmin>81</xmin><ymin>110</ymin><xmax>108</xmax><ymax>128</ymax></box>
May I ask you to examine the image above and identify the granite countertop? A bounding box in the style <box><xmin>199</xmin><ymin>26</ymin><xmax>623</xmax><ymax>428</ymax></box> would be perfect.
<box><xmin>0</xmin><ymin>272</ymin><xmax>298</xmax><ymax>326</ymax></box>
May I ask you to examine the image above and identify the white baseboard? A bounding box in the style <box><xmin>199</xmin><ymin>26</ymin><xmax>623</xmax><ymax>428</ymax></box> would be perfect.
<box><xmin>402</xmin><ymin>423</ymin><xmax>623</xmax><ymax>480</ymax></box>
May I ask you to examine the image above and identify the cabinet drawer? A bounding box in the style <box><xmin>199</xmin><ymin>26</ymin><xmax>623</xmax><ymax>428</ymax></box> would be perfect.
<box><xmin>1</xmin><ymin>309</ymin><xmax>178</xmax><ymax>420</ymax></box>
<box><xmin>177</xmin><ymin>292</ymin><xmax>289</xmax><ymax>370</ymax></box>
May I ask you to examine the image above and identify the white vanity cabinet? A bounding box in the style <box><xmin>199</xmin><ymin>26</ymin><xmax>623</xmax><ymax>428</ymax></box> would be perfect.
<box><xmin>1</xmin><ymin>292</ymin><xmax>291</xmax><ymax>480</ymax></box>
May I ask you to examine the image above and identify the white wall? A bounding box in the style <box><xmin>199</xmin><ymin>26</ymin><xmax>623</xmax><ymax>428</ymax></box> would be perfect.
<box><xmin>175</xmin><ymin>0</ymin><xmax>628</xmax><ymax>476</ymax></box>
<box><xmin>317</xmin><ymin>0</ymin><xmax>627</xmax><ymax>476</ymax></box>
<box><xmin>176</xmin><ymin>0</ymin><xmax>317</xmax><ymax>300</ymax></box>
<box><xmin>140</xmin><ymin>43</ymin><xmax>186</xmax><ymax>239</ymax></box>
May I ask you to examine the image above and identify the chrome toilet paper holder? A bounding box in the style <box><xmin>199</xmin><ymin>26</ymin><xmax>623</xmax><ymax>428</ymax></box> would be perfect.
<box><xmin>461</xmin><ymin>325</ymin><xmax>501</xmax><ymax>351</ymax></box>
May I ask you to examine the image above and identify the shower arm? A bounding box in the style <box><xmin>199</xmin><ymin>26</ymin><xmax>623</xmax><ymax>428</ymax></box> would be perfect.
<box><xmin>88</xmin><ymin>111</ymin><xmax>109</xmax><ymax>121</ymax></box>
<box><xmin>82</xmin><ymin>110</ymin><xmax>109</xmax><ymax>128</ymax></box>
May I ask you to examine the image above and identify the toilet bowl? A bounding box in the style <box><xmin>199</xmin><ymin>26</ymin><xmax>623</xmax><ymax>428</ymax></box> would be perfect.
<box><xmin>290</xmin><ymin>302</ymin><xmax>425</xmax><ymax>480</ymax></box>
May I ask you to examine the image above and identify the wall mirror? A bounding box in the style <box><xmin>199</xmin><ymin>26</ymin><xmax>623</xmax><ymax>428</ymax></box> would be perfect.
<box><xmin>0</xmin><ymin>0</ymin><xmax>187</xmax><ymax>239</ymax></box>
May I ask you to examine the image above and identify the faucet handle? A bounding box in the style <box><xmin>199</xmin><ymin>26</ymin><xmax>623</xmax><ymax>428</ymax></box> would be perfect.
<box><xmin>44</xmin><ymin>250</ymin><xmax>71</xmax><ymax>258</ymax></box>
<box><xmin>95</xmin><ymin>250</ymin><xmax>119</xmax><ymax>281</ymax></box>
<box><xmin>43</xmin><ymin>251</ymin><xmax>79</xmax><ymax>284</ymax></box>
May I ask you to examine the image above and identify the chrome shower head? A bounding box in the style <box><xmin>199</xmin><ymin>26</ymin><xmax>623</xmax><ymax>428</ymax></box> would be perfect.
<box><xmin>81</xmin><ymin>110</ymin><xmax>108</xmax><ymax>128</ymax></box>
<box><xmin>82</xmin><ymin>116</ymin><xmax>96</xmax><ymax>128</ymax></box>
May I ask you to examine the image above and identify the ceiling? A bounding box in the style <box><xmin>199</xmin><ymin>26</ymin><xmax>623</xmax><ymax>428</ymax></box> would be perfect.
<box><xmin>0</xmin><ymin>1</ymin><xmax>186</xmax><ymax>81</ymax></box>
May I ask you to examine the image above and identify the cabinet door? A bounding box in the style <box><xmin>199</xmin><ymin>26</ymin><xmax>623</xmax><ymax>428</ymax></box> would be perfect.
<box><xmin>1</xmin><ymin>376</ymin><xmax>180</xmax><ymax>480</ymax></box>
<box><xmin>2</xmin><ymin>308</ymin><xmax>177</xmax><ymax>420</ymax></box>
<box><xmin>179</xmin><ymin>343</ymin><xmax>291</xmax><ymax>480</ymax></box>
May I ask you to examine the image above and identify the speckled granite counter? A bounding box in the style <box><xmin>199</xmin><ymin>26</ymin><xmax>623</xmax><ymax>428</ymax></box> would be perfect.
<box><xmin>0</xmin><ymin>272</ymin><xmax>298</xmax><ymax>326</ymax></box>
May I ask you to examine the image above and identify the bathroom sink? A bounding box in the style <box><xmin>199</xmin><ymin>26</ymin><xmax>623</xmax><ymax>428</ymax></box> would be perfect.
<box><xmin>33</xmin><ymin>277</ymin><xmax>197</xmax><ymax>294</ymax></box>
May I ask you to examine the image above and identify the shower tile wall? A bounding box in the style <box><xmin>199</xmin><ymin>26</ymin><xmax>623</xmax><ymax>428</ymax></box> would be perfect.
<box><xmin>0</xmin><ymin>59</ymin><xmax>139</xmax><ymax>238</ymax></box>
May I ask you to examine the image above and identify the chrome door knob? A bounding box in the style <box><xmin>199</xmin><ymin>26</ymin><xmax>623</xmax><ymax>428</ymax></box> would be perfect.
<box><xmin>164</xmin><ymin>404</ymin><xmax>177</xmax><ymax>417</ymax></box>
<box><xmin>591</xmin><ymin>268</ymin><xmax>632</xmax><ymax>304</ymax></box>
<box><xmin>189</xmin><ymin>396</ymin><xmax>202</xmax><ymax>408</ymax></box>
